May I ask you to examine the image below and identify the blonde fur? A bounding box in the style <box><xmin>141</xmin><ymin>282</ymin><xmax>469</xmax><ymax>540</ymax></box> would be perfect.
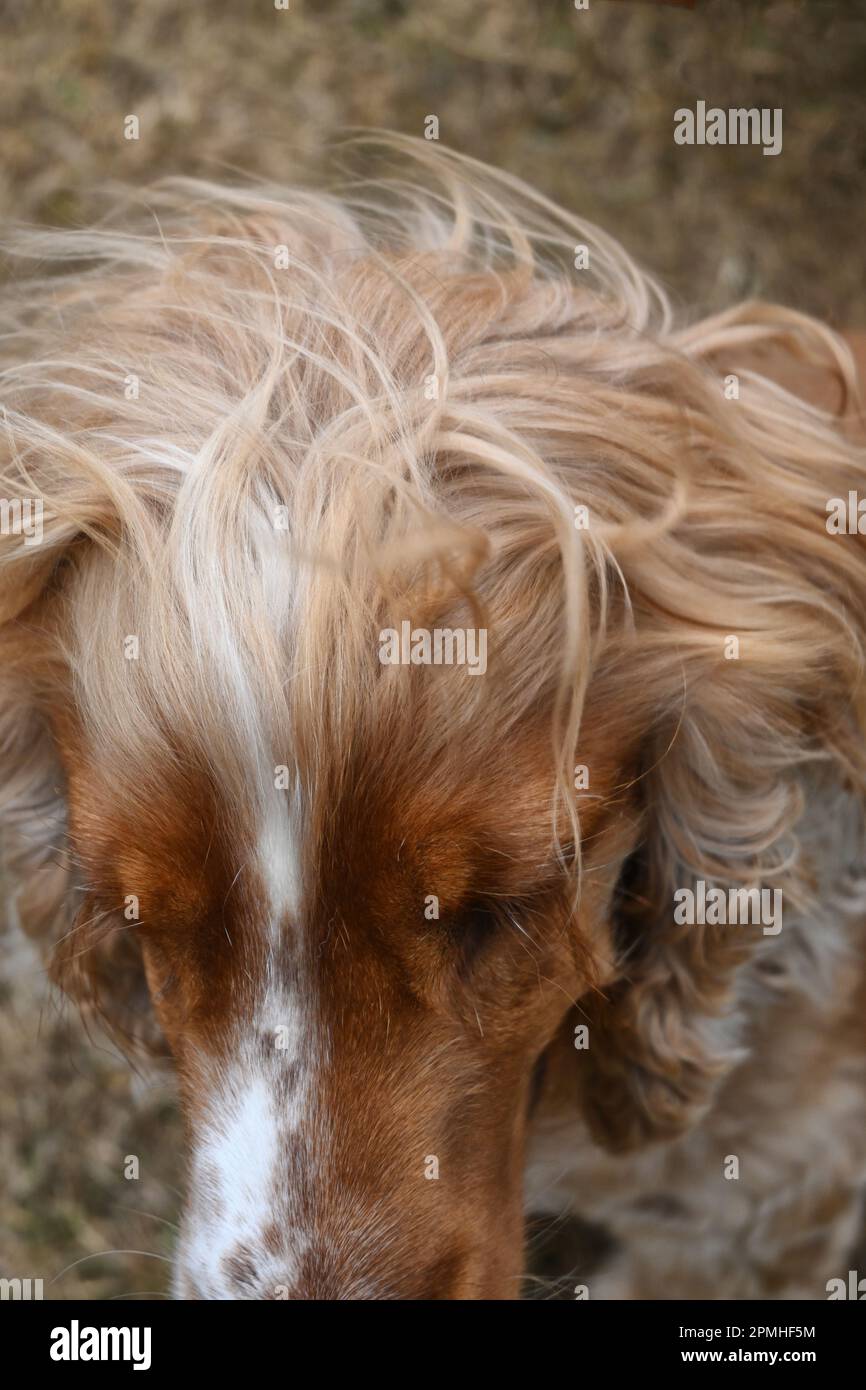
<box><xmin>2</xmin><ymin>137</ymin><xmax>866</xmax><ymax>1294</ymax></box>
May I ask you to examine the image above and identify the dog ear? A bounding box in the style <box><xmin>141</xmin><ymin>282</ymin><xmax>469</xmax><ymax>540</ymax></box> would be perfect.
<box><xmin>0</xmin><ymin>618</ymin><xmax>73</xmax><ymax>960</ymax></box>
<box><xmin>0</xmin><ymin>665</ymin><xmax>162</xmax><ymax>1056</ymax></box>
<box><xmin>574</xmin><ymin>727</ymin><xmax>765</xmax><ymax>1153</ymax></box>
<box><xmin>572</xmin><ymin>638</ymin><xmax>819</xmax><ymax>1152</ymax></box>
<box><xmin>566</xmin><ymin>359</ymin><xmax>866</xmax><ymax>1151</ymax></box>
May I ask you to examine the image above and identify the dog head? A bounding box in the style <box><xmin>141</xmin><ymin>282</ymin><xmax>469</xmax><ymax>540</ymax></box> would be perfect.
<box><xmin>2</xmin><ymin>140</ymin><xmax>864</xmax><ymax>1297</ymax></box>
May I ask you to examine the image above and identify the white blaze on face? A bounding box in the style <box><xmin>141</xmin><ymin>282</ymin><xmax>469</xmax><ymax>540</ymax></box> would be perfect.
<box><xmin>179</xmin><ymin>1072</ymin><xmax>283</xmax><ymax>1295</ymax></box>
<box><xmin>174</xmin><ymin>1011</ymin><xmax>312</xmax><ymax>1289</ymax></box>
<box><xmin>174</xmin><ymin>983</ymin><xmax>314</xmax><ymax>1299</ymax></box>
<box><xmin>174</xmin><ymin>803</ymin><xmax>321</xmax><ymax>1299</ymax></box>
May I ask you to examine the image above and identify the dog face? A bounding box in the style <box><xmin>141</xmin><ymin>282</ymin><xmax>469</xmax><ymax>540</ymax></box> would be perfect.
<box><xmin>52</xmin><ymin>696</ymin><xmax>634</xmax><ymax>1299</ymax></box>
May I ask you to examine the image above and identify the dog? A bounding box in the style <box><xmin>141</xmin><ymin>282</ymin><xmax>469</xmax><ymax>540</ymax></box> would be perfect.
<box><xmin>2</xmin><ymin>137</ymin><xmax>865</xmax><ymax>1299</ymax></box>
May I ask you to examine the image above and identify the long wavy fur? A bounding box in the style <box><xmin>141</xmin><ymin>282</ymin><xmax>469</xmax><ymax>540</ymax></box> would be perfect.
<box><xmin>1</xmin><ymin>134</ymin><xmax>865</xmax><ymax>1143</ymax></box>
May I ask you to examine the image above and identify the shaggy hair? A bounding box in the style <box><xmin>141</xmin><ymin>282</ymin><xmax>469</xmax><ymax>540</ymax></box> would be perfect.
<box><xmin>2</xmin><ymin>136</ymin><xmax>866</xmax><ymax>1297</ymax></box>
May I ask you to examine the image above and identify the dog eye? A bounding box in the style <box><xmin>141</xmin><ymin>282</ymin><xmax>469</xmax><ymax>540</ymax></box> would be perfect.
<box><xmin>454</xmin><ymin>898</ymin><xmax>502</xmax><ymax>973</ymax></box>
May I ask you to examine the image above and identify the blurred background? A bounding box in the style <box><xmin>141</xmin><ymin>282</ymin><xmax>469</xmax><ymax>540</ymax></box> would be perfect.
<box><xmin>1</xmin><ymin>0</ymin><xmax>864</xmax><ymax>1299</ymax></box>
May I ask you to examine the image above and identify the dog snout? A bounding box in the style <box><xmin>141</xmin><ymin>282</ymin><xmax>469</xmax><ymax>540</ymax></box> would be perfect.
<box><xmin>177</xmin><ymin>1235</ymin><xmax>485</xmax><ymax>1300</ymax></box>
